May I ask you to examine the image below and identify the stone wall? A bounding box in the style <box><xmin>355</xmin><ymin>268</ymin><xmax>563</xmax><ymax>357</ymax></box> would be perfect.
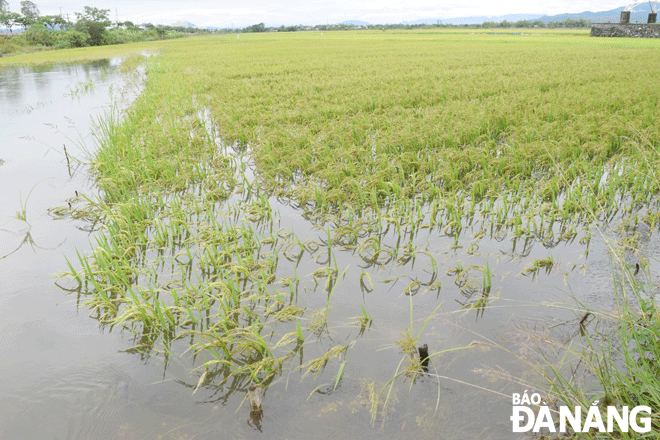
<box><xmin>591</xmin><ymin>23</ymin><xmax>660</xmax><ymax>38</ymax></box>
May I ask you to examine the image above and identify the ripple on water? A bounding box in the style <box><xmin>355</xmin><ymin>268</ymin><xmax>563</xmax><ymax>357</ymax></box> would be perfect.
<box><xmin>0</xmin><ymin>362</ymin><xmax>159</xmax><ymax>440</ymax></box>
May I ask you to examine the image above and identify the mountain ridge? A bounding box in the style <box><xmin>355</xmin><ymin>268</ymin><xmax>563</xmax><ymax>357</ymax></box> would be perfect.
<box><xmin>183</xmin><ymin>4</ymin><xmax>659</xmax><ymax>29</ymax></box>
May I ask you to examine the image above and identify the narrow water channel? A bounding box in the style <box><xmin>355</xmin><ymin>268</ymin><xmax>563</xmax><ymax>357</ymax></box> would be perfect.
<box><xmin>0</xmin><ymin>57</ymin><xmax>192</xmax><ymax>440</ymax></box>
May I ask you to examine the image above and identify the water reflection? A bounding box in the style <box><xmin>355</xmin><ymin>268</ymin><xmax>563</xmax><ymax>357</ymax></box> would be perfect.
<box><xmin>0</xmin><ymin>57</ymin><xmax>148</xmax><ymax>440</ymax></box>
<box><xmin>0</xmin><ymin>58</ymin><xmax>116</xmax><ymax>110</ymax></box>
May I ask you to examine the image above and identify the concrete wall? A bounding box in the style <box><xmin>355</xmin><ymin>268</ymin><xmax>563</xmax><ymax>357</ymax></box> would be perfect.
<box><xmin>591</xmin><ymin>23</ymin><xmax>660</xmax><ymax>38</ymax></box>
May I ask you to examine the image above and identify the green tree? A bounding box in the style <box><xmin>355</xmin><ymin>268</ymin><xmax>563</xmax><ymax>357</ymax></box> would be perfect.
<box><xmin>14</xmin><ymin>14</ymin><xmax>32</xmax><ymax>29</ymax></box>
<box><xmin>246</xmin><ymin>22</ymin><xmax>266</xmax><ymax>32</ymax></box>
<box><xmin>56</xmin><ymin>29</ymin><xmax>89</xmax><ymax>47</ymax></box>
<box><xmin>75</xmin><ymin>6</ymin><xmax>111</xmax><ymax>28</ymax></box>
<box><xmin>0</xmin><ymin>10</ymin><xmax>20</xmax><ymax>32</ymax></box>
<box><xmin>20</xmin><ymin>0</ymin><xmax>39</xmax><ymax>22</ymax></box>
<box><xmin>75</xmin><ymin>6</ymin><xmax>111</xmax><ymax>46</ymax></box>
<box><xmin>514</xmin><ymin>20</ymin><xmax>533</xmax><ymax>28</ymax></box>
<box><xmin>24</xmin><ymin>24</ymin><xmax>53</xmax><ymax>45</ymax></box>
<box><xmin>39</xmin><ymin>15</ymin><xmax>67</xmax><ymax>30</ymax></box>
<box><xmin>0</xmin><ymin>0</ymin><xmax>9</xmax><ymax>12</ymax></box>
<box><xmin>74</xmin><ymin>19</ymin><xmax>105</xmax><ymax>45</ymax></box>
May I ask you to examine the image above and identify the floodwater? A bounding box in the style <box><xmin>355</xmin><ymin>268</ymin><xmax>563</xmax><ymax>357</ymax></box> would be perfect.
<box><xmin>0</xmin><ymin>58</ymin><xmax>185</xmax><ymax>440</ymax></box>
<box><xmin>1</xmin><ymin>56</ymin><xmax>658</xmax><ymax>439</ymax></box>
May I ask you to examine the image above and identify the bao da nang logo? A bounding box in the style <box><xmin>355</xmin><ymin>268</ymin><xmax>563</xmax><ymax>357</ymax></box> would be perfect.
<box><xmin>511</xmin><ymin>391</ymin><xmax>652</xmax><ymax>434</ymax></box>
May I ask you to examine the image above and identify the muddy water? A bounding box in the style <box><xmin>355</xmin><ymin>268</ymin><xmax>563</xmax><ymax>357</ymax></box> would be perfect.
<box><xmin>2</xmin><ymin>57</ymin><xmax>659</xmax><ymax>440</ymax></box>
<box><xmin>229</xmin><ymin>197</ymin><xmax>653</xmax><ymax>440</ymax></box>
<box><xmin>0</xmin><ymin>58</ymin><xmax>196</xmax><ymax>440</ymax></box>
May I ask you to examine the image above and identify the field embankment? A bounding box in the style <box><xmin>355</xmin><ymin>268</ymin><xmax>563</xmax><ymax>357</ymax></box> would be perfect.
<box><xmin>0</xmin><ymin>37</ymin><xmax>170</xmax><ymax>66</ymax></box>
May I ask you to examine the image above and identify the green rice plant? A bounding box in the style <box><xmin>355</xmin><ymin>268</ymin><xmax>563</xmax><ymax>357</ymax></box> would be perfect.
<box><xmin>269</xmin><ymin>304</ymin><xmax>304</xmax><ymax>322</ymax></box>
<box><xmin>447</xmin><ymin>262</ymin><xmax>464</xmax><ymax>276</ymax></box>
<box><xmin>299</xmin><ymin>344</ymin><xmax>350</xmax><ymax>379</ymax></box>
<box><xmin>371</xmin><ymin>341</ymin><xmax>474</xmax><ymax>426</ymax></box>
<box><xmin>308</xmin><ymin>308</ymin><xmax>328</xmax><ymax>336</ymax></box>
<box><xmin>394</xmin><ymin>327</ymin><xmax>417</xmax><ymax>357</ymax></box>
<box><xmin>513</xmin><ymin>125</ymin><xmax>660</xmax><ymax>437</ymax></box>
<box><xmin>482</xmin><ymin>261</ymin><xmax>492</xmax><ymax>293</ymax></box>
<box><xmin>391</xmin><ymin>293</ymin><xmax>446</xmax><ymax>375</ymax></box>
<box><xmin>332</xmin><ymin>361</ymin><xmax>346</xmax><ymax>391</ymax></box>
<box><xmin>521</xmin><ymin>255</ymin><xmax>555</xmax><ymax>277</ymax></box>
<box><xmin>65</xmin><ymin>78</ymin><xmax>95</xmax><ymax>97</ymax></box>
<box><xmin>359</xmin><ymin>270</ymin><xmax>373</xmax><ymax>292</ymax></box>
<box><xmin>403</xmin><ymin>280</ymin><xmax>421</xmax><ymax>296</ymax></box>
<box><xmin>46</xmin><ymin>30</ymin><xmax>660</xmax><ymax>414</ymax></box>
<box><xmin>295</xmin><ymin>318</ymin><xmax>304</xmax><ymax>342</ymax></box>
<box><xmin>358</xmin><ymin>305</ymin><xmax>372</xmax><ymax>325</ymax></box>
<box><xmin>14</xmin><ymin>180</ymin><xmax>44</xmax><ymax>225</ymax></box>
<box><xmin>533</xmin><ymin>257</ymin><xmax>660</xmax><ymax>439</ymax></box>
<box><xmin>350</xmin><ymin>304</ymin><xmax>373</xmax><ymax>336</ymax></box>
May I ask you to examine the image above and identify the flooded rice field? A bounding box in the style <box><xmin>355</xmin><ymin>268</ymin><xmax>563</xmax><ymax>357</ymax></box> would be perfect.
<box><xmin>2</xmin><ymin>42</ymin><xmax>660</xmax><ymax>439</ymax></box>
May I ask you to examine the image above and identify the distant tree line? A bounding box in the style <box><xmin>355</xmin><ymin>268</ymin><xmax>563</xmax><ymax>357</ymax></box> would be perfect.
<box><xmin>1</xmin><ymin>0</ymin><xmax>594</xmax><ymax>52</ymax></box>
<box><xmin>0</xmin><ymin>1</ymin><xmax>202</xmax><ymax>54</ymax></box>
<box><xmin>244</xmin><ymin>22</ymin><xmax>267</xmax><ymax>32</ymax></box>
<box><xmin>234</xmin><ymin>18</ymin><xmax>593</xmax><ymax>34</ymax></box>
<box><xmin>481</xmin><ymin>18</ymin><xmax>592</xmax><ymax>28</ymax></box>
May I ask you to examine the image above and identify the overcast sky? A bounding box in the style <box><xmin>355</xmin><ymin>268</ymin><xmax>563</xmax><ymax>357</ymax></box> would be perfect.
<box><xmin>3</xmin><ymin>1</ymin><xmax>633</xmax><ymax>27</ymax></box>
